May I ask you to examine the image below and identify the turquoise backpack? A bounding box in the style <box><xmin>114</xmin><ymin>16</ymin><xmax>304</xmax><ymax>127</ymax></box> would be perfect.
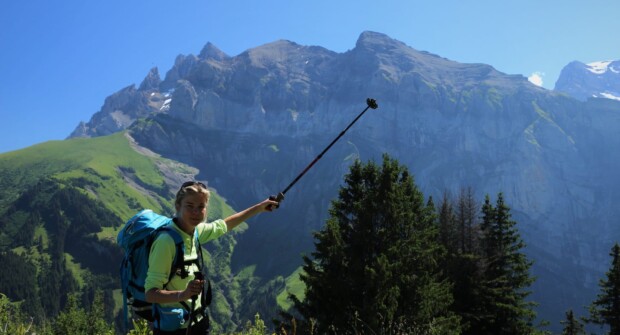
<box><xmin>117</xmin><ymin>210</ymin><xmax>190</xmax><ymax>324</ymax></box>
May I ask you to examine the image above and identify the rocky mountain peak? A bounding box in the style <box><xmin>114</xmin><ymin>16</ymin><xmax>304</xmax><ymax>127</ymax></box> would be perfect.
<box><xmin>198</xmin><ymin>42</ymin><xmax>229</xmax><ymax>61</ymax></box>
<box><xmin>354</xmin><ymin>31</ymin><xmax>408</xmax><ymax>52</ymax></box>
<box><xmin>240</xmin><ymin>39</ymin><xmax>311</xmax><ymax>69</ymax></box>
<box><xmin>349</xmin><ymin>31</ymin><xmax>522</xmax><ymax>91</ymax></box>
<box><xmin>554</xmin><ymin>59</ymin><xmax>620</xmax><ymax>101</ymax></box>
<box><xmin>138</xmin><ymin>67</ymin><xmax>161</xmax><ymax>91</ymax></box>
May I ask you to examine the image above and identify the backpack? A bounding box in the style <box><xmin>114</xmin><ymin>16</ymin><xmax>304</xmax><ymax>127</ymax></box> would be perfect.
<box><xmin>117</xmin><ymin>209</ymin><xmax>202</xmax><ymax>326</ymax></box>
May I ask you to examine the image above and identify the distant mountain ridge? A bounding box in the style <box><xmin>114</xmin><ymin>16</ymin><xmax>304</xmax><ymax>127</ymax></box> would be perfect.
<box><xmin>555</xmin><ymin>59</ymin><xmax>620</xmax><ymax>101</ymax></box>
<box><xmin>70</xmin><ymin>31</ymin><xmax>532</xmax><ymax>139</ymax></box>
<box><xmin>60</xmin><ymin>31</ymin><xmax>620</xmax><ymax>331</ymax></box>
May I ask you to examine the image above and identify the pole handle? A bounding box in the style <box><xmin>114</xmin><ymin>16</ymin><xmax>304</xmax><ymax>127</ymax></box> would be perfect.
<box><xmin>266</xmin><ymin>192</ymin><xmax>285</xmax><ymax>211</ymax></box>
<box><xmin>191</xmin><ymin>272</ymin><xmax>204</xmax><ymax>300</ymax></box>
<box><xmin>186</xmin><ymin>272</ymin><xmax>203</xmax><ymax>335</ymax></box>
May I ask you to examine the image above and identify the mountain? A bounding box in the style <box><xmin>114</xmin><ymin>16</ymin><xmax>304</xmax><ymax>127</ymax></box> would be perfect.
<box><xmin>32</xmin><ymin>31</ymin><xmax>620</xmax><ymax>331</ymax></box>
<box><xmin>555</xmin><ymin>59</ymin><xmax>620</xmax><ymax>101</ymax></box>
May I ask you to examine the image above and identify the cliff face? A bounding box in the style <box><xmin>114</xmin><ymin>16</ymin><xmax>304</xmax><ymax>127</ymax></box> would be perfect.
<box><xmin>72</xmin><ymin>31</ymin><xmax>620</xmax><ymax>326</ymax></box>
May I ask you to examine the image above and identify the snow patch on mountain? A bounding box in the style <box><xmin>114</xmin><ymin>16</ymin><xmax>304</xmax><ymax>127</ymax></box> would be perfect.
<box><xmin>555</xmin><ymin>59</ymin><xmax>620</xmax><ymax>101</ymax></box>
<box><xmin>586</xmin><ymin>60</ymin><xmax>612</xmax><ymax>74</ymax></box>
<box><xmin>599</xmin><ymin>92</ymin><xmax>620</xmax><ymax>101</ymax></box>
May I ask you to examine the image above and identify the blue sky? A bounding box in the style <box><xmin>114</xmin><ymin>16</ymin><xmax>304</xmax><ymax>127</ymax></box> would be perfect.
<box><xmin>1</xmin><ymin>0</ymin><xmax>619</xmax><ymax>153</ymax></box>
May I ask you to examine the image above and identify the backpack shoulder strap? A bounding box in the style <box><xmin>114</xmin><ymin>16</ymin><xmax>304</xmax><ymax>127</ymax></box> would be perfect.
<box><xmin>194</xmin><ymin>229</ymin><xmax>212</xmax><ymax>307</ymax></box>
<box><xmin>154</xmin><ymin>226</ymin><xmax>189</xmax><ymax>282</ymax></box>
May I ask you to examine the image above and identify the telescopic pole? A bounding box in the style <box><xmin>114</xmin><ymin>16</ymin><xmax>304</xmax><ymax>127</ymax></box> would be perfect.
<box><xmin>268</xmin><ymin>98</ymin><xmax>378</xmax><ymax>209</ymax></box>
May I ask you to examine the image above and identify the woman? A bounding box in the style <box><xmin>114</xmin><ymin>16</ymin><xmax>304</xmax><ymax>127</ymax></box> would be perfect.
<box><xmin>144</xmin><ymin>181</ymin><xmax>278</xmax><ymax>334</ymax></box>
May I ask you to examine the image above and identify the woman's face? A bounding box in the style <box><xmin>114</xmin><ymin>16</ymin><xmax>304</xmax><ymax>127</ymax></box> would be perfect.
<box><xmin>176</xmin><ymin>192</ymin><xmax>208</xmax><ymax>227</ymax></box>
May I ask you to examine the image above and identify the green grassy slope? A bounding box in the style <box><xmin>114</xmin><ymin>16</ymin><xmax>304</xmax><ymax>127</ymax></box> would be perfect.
<box><xmin>0</xmin><ymin>132</ymin><xmax>171</xmax><ymax>219</ymax></box>
<box><xmin>0</xmin><ymin>130</ymin><xmax>245</xmax><ymax>260</ymax></box>
<box><xmin>276</xmin><ymin>266</ymin><xmax>306</xmax><ymax>311</ymax></box>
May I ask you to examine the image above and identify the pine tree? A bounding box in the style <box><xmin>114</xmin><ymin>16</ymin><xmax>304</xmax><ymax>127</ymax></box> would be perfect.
<box><xmin>475</xmin><ymin>193</ymin><xmax>538</xmax><ymax>335</ymax></box>
<box><xmin>587</xmin><ymin>242</ymin><xmax>620</xmax><ymax>334</ymax></box>
<box><xmin>86</xmin><ymin>290</ymin><xmax>114</xmax><ymax>335</ymax></box>
<box><xmin>560</xmin><ymin>309</ymin><xmax>585</xmax><ymax>335</ymax></box>
<box><xmin>53</xmin><ymin>293</ymin><xmax>88</xmax><ymax>334</ymax></box>
<box><xmin>456</xmin><ymin>187</ymin><xmax>478</xmax><ymax>254</ymax></box>
<box><xmin>437</xmin><ymin>188</ymin><xmax>485</xmax><ymax>335</ymax></box>
<box><xmin>438</xmin><ymin>191</ymin><xmax>458</xmax><ymax>255</ymax></box>
<box><xmin>293</xmin><ymin>155</ymin><xmax>460</xmax><ymax>334</ymax></box>
<box><xmin>53</xmin><ymin>292</ymin><xmax>114</xmax><ymax>335</ymax></box>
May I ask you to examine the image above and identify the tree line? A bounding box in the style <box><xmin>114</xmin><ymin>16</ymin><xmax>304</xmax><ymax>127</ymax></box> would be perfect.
<box><xmin>280</xmin><ymin>155</ymin><xmax>620</xmax><ymax>335</ymax></box>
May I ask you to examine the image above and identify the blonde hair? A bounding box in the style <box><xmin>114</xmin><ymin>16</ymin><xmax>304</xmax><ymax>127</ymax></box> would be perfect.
<box><xmin>175</xmin><ymin>181</ymin><xmax>210</xmax><ymax>207</ymax></box>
